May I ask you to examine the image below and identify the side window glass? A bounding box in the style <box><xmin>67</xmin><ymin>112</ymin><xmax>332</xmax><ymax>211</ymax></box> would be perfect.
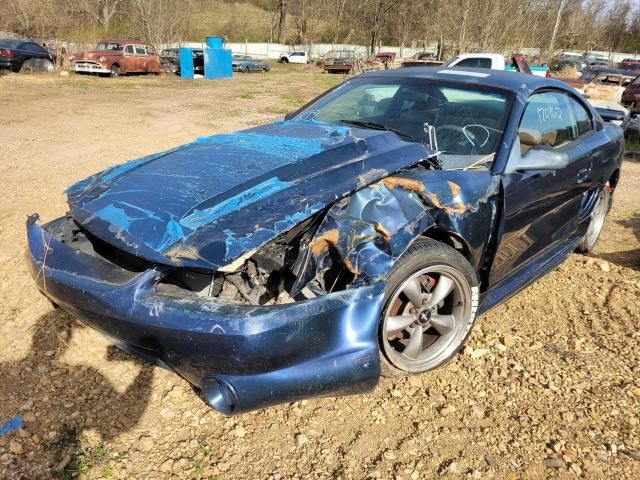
<box><xmin>125</xmin><ymin>45</ymin><xmax>134</xmax><ymax>54</ymax></box>
<box><xmin>135</xmin><ymin>45</ymin><xmax>146</xmax><ymax>55</ymax></box>
<box><xmin>456</xmin><ymin>58</ymin><xmax>491</xmax><ymax>68</ymax></box>
<box><xmin>568</xmin><ymin>97</ymin><xmax>592</xmax><ymax>137</ymax></box>
<box><xmin>519</xmin><ymin>92</ymin><xmax>576</xmax><ymax>154</ymax></box>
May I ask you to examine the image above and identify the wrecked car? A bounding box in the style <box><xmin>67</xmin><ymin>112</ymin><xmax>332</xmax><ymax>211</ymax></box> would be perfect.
<box><xmin>560</xmin><ymin>67</ymin><xmax>636</xmax><ymax>104</ymax></box>
<box><xmin>27</xmin><ymin>67</ymin><xmax>623</xmax><ymax>415</ymax></box>
<box><xmin>232</xmin><ymin>55</ymin><xmax>270</xmax><ymax>73</ymax></box>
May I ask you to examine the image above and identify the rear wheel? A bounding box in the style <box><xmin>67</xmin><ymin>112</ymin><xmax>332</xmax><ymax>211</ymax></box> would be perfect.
<box><xmin>379</xmin><ymin>239</ymin><xmax>479</xmax><ymax>376</ymax></box>
<box><xmin>110</xmin><ymin>64</ymin><xmax>120</xmax><ymax>77</ymax></box>
<box><xmin>577</xmin><ymin>184</ymin><xmax>611</xmax><ymax>253</ymax></box>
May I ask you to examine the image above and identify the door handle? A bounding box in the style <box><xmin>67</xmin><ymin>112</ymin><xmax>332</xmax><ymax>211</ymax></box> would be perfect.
<box><xmin>576</xmin><ymin>167</ymin><xmax>591</xmax><ymax>184</ymax></box>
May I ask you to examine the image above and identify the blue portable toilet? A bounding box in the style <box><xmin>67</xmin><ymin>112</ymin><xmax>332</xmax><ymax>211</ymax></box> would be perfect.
<box><xmin>203</xmin><ymin>36</ymin><xmax>232</xmax><ymax>79</ymax></box>
<box><xmin>180</xmin><ymin>36</ymin><xmax>231</xmax><ymax>80</ymax></box>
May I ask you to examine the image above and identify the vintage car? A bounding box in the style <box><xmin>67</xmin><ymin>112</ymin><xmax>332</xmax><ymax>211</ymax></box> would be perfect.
<box><xmin>323</xmin><ymin>50</ymin><xmax>355</xmax><ymax>73</ymax></box>
<box><xmin>232</xmin><ymin>54</ymin><xmax>270</xmax><ymax>73</ymax></box>
<box><xmin>27</xmin><ymin>68</ymin><xmax>623</xmax><ymax>414</ymax></box>
<box><xmin>73</xmin><ymin>40</ymin><xmax>162</xmax><ymax>77</ymax></box>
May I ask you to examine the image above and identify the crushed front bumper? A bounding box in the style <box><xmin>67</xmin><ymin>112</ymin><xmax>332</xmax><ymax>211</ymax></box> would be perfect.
<box><xmin>26</xmin><ymin>215</ymin><xmax>385</xmax><ymax>414</ymax></box>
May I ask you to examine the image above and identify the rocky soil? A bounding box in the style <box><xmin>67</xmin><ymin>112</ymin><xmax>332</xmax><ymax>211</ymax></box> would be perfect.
<box><xmin>0</xmin><ymin>69</ymin><xmax>639</xmax><ymax>479</ymax></box>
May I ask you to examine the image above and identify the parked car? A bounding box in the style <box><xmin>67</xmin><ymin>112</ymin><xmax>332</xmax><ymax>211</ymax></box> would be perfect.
<box><xmin>73</xmin><ymin>40</ymin><xmax>162</xmax><ymax>77</ymax></box>
<box><xmin>445</xmin><ymin>53</ymin><xmax>549</xmax><ymax>77</ymax></box>
<box><xmin>323</xmin><ymin>50</ymin><xmax>355</xmax><ymax>73</ymax></box>
<box><xmin>560</xmin><ymin>67</ymin><xmax>636</xmax><ymax>104</ymax></box>
<box><xmin>401</xmin><ymin>52</ymin><xmax>444</xmax><ymax>68</ymax></box>
<box><xmin>618</xmin><ymin>61</ymin><xmax>640</xmax><ymax>74</ymax></box>
<box><xmin>27</xmin><ymin>68</ymin><xmax>622</xmax><ymax>414</ymax></box>
<box><xmin>159</xmin><ymin>48</ymin><xmax>180</xmax><ymax>73</ymax></box>
<box><xmin>232</xmin><ymin>55</ymin><xmax>270</xmax><ymax>72</ymax></box>
<box><xmin>0</xmin><ymin>39</ymin><xmax>54</xmax><ymax>72</ymax></box>
<box><xmin>375</xmin><ymin>52</ymin><xmax>396</xmax><ymax>65</ymax></box>
<box><xmin>278</xmin><ymin>51</ymin><xmax>308</xmax><ymax>64</ymax></box>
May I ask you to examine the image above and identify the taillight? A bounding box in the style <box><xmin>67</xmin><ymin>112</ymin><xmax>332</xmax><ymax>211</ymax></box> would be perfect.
<box><xmin>545</xmin><ymin>70</ymin><xmax>550</xmax><ymax>78</ymax></box>
<box><xmin>0</xmin><ymin>49</ymin><xmax>13</xmax><ymax>57</ymax></box>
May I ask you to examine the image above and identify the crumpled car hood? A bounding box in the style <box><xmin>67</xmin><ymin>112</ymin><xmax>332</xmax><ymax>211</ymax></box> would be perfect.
<box><xmin>67</xmin><ymin>120</ymin><xmax>432</xmax><ymax>270</ymax></box>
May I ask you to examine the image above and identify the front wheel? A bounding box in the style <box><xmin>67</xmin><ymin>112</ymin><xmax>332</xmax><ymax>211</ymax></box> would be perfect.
<box><xmin>379</xmin><ymin>239</ymin><xmax>479</xmax><ymax>376</ymax></box>
<box><xmin>110</xmin><ymin>65</ymin><xmax>120</xmax><ymax>77</ymax></box>
<box><xmin>576</xmin><ymin>184</ymin><xmax>611</xmax><ymax>253</ymax></box>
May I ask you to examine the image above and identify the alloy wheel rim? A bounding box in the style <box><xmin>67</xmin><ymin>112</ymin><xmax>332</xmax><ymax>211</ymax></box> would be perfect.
<box><xmin>586</xmin><ymin>188</ymin><xmax>609</xmax><ymax>248</ymax></box>
<box><xmin>382</xmin><ymin>265</ymin><xmax>472</xmax><ymax>372</ymax></box>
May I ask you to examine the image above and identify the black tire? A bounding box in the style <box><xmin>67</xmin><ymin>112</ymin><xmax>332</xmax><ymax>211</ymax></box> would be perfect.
<box><xmin>110</xmin><ymin>64</ymin><xmax>120</xmax><ymax>78</ymax></box>
<box><xmin>280</xmin><ymin>57</ymin><xmax>289</xmax><ymax>63</ymax></box>
<box><xmin>379</xmin><ymin>239</ymin><xmax>479</xmax><ymax>377</ymax></box>
<box><xmin>576</xmin><ymin>184</ymin><xmax>612</xmax><ymax>253</ymax></box>
<box><xmin>244</xmin><ymin>66</ymin><xmax>250</xmax><ymax>73</ymax></box>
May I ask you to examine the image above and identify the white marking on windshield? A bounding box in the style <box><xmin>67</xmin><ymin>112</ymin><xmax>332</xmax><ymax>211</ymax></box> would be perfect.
<box><xmin>437</xmin><ymin>70</ymin><xmax>491</xmax><ymax>78</ymax></box>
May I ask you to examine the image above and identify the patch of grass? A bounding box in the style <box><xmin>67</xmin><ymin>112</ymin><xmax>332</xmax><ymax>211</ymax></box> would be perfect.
<box><xmin>102</xmin><ymin>466</ymin><xmax>114</xmax><ymax>477</ymax></box>
<box><xmin>192</xmin><ymin>462</ymin><xmax>205</xmax><ymax>477</ymax></box>
<box><xmin>239</xmin><ymin>93</ymin><xmax>255</xmax><ymax>100</ymax></box>
<box><xmin>45</xmin><ymin>425</ymin><xmax>112</xmax><ymax>479</ymax></box>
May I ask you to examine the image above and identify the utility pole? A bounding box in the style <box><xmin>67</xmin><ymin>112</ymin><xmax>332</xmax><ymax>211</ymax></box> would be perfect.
<box><xmin>548</xmin><ymin>0</ymin><xmax>567</xmax><ymax>58</ymax></box>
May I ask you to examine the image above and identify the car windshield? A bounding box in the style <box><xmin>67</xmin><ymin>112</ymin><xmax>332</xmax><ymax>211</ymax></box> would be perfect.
<box><xmin>294</xmin><ymin>76</ymin><xmax>511</xmax><ymax>160</ymax></box>
<box><xmin>97</xmin><ymin>42</ymin><xmax>123</xmax><ymax>51</ymax></box>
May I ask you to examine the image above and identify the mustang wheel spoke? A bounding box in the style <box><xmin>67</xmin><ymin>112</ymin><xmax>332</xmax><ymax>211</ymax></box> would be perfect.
<box><xmin>386</xmin><ymin>314</ymin><xmax>417</xmax><ymax>334</ymax></box>
<box><xmin>403</xmin><ymin>325</ymin><xmax>424</xmax><ymax>358</ymax></box>
<box><xmin>429</xmin><ymin>314</ymin><xmax>455</xmax><ymax>336</ymax></box>
<box><xmin>426</xmin><ymin>276</ymin><xmax>454</xmax><ymax>308</ymax></box>
<box><xmin>403</xmin><ymin>276</ymin><xmax>424</xmax><ymax>309</ymax></box>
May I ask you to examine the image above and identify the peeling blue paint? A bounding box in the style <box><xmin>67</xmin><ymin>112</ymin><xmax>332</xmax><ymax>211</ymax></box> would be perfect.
<box><xmin>181</xmin><ymin>177</ymin><xmax>293</xmax><ymax>231</ymax></box>
<box><xmin>157</xmin><ymin>217</ymin><xmax>186</xmax><ymax>251</ymax></box>
<box><xmin>0</xmin><ymin>416</ymin><xmax>22</xmax><ymax>437</ymax></box>
<box><xmin>194</xmin><ymin>132</ymin><xmax>327</xmax><ymax>161</ymax></box>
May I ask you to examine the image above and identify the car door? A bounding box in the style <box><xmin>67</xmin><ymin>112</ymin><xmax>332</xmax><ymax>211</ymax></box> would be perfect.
<box><xmin>489</xmin><ymin>90</ymin><xmax>595</xmax><ymax>287</ymax></box>
<box><xmin>123</xmin><ymin>45</ymin><xmax>135</xmax><ymax>73</ymax></box>
<box><xmin>134</xmin><ymin>45</ymin><xmax>147</xmax><ymax>72</ymax></box>
<box><xmin>145</xmin><ymin>46</ymin><xmax>160</xmax><ymax>72</ymax></box>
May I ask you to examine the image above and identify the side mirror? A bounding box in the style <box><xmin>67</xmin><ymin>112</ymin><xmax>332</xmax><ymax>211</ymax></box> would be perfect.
<box><xmin>595</xmin><ymin>107</ymin><xmax>627</xmax><ymax>123</ymax></box>
<box><xmin>506</xmin><ymin>144</ymin><xmax>569</xmax><ymax>173</ymax></box>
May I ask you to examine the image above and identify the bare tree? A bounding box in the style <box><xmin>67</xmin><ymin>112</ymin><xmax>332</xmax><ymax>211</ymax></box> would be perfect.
<box><xmin>278</xmin><ymin>0</ymin><xmax>287</xmax><ymax>43</ymax></box>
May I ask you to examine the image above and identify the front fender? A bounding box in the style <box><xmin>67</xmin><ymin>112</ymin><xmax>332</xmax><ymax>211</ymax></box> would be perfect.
<box><xmin>305</xmin><ymin>168</ymin><xmax>500</xmax><ymax>288</ymax></box>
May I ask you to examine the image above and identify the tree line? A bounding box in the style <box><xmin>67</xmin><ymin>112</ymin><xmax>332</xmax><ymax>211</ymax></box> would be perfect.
<box><xmin>3</xmin><ymin>0</ymin><xmax>640</xmax><ymax>56</ymax></box>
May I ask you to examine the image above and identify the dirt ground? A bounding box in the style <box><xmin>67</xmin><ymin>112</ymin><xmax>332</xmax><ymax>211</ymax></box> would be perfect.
<box><xmin>0</xmin><ymin>68</ymin><xmax>639</xmax><ymax>480</ymax></box>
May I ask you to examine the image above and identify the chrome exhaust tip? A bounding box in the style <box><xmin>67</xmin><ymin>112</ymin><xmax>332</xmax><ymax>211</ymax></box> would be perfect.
<box><xmin>202</xmin><ymin>377</ymin><xmax>238</xmax><ymax>415</ymax></box>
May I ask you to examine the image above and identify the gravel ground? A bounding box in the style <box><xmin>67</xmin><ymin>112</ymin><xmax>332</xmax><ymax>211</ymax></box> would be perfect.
<box><xmin>0</xmin><ymin>70</ymin><xmax>639</xmax><ymax>480</ymax></box>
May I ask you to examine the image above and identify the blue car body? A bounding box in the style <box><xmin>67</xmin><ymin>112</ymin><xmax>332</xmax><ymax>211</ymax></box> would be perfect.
<box><xmin>232</xmin><ymin>55</ymin><xmax>270</xmax><ymax>72</ymax></box>
<box><xmin>26</xmin><ymin>68</ymin><xmax>623</xmax><ymax>414</ymax></box>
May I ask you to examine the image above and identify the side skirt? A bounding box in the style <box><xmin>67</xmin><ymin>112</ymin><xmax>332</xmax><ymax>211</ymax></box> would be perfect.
<box><xmin>477</xmin><ymin>235</ymin><xmax>582</xmax><ymax>315</ymax></box>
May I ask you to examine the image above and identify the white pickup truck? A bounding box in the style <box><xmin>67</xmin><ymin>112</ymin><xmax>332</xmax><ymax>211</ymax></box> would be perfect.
<box><xmin>278</xmin><ymin>51</ymin><xmax>309</xmax><ymax>64</ymax></box>
<box><xmin>445</xmin><ymin>53</ymin><xmax>549</xmax><ymax>77</ymax></box>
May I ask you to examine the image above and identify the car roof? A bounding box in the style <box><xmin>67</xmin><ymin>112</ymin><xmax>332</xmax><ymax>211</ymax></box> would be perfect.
<box><xmin>98</xmin><ymin>39</ymin><xmax>149</xmax><ymax>46</ymax></box>
<box><xmin>360</xmin><ymin>66</ymin><xmax>563</xmax><ymax>93</ymax></box>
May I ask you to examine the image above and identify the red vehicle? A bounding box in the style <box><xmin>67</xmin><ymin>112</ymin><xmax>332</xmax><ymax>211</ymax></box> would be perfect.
<box><xmin>73</xmin><ymin>40</ymin><xmax>161</xmax><ymax>77</ymax></box>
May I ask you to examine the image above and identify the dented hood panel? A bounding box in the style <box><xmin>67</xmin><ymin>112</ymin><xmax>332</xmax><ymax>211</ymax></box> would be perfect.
<box><xmin>67</xmin><ymin>120</ymin><xmax>432</xmax><ymax>269</ymax></box>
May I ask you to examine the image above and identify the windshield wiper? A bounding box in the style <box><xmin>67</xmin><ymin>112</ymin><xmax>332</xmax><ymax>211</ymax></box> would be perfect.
<box><xmin>340</xmin><ymin>119</ymin><xmax>415</xmax><ymax>140</ymax></box>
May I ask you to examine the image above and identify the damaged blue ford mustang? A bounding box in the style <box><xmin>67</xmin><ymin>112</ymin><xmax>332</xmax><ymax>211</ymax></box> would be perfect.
<box><xmin>27</xmin><ymin>68</ymin><xmax>623</xmax><ymax>414</ymax></box>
